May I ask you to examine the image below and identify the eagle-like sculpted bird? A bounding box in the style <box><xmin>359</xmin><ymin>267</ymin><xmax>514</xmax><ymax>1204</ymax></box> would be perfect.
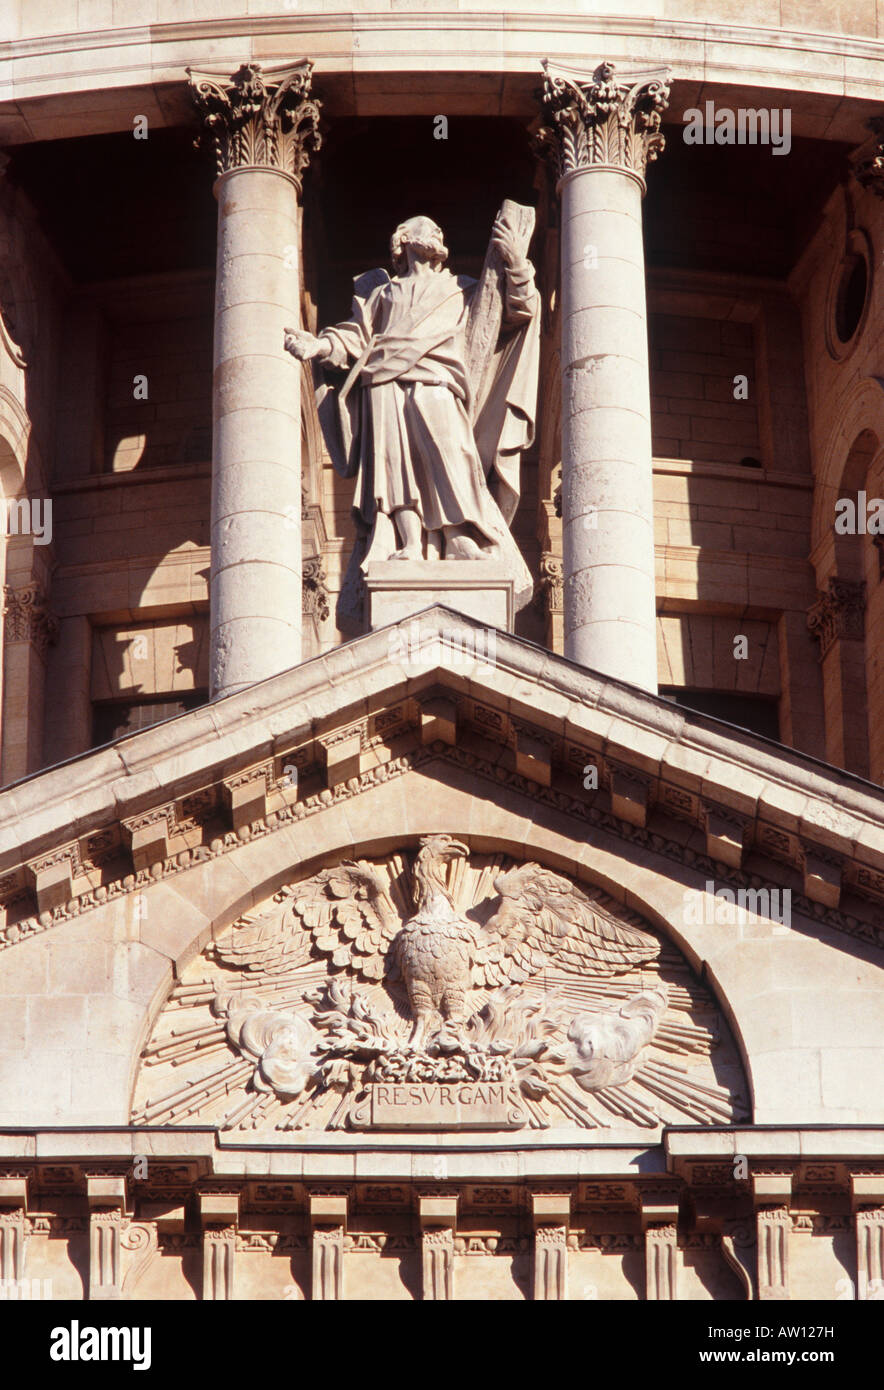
<box><xmin>210</xmin><ymin>835</ymin><xmax>660</xmax><ymax>1049</ymax></box>
<box><xmin>397</xmin><ymin>834</ymin><xmax>475</xmax><ymax>1044</ymax></box>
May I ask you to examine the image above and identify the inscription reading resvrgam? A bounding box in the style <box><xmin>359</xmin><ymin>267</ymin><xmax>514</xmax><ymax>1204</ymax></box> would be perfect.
<box><xmin>378</xmin><ymin>1082</ymin><xmax>505</xmax><ymax>1107</ymax></box>
<box><xmin>368</xmin><ymin>1081</ymin><xmax>524</xmax><ymax>1130</ymax></box>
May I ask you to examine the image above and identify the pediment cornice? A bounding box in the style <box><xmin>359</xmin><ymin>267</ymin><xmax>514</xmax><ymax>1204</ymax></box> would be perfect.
<box><xmin>1</xmin><ymin>606</ymin><xmax>884</xmax><ymax>951</ymax></box>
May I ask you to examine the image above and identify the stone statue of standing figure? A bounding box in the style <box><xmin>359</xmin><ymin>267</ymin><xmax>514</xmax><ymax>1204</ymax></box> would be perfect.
<box><xmin>284</xmin><ymin>202</ymin><xmax>540</xmax><ymax>619</ymax></box>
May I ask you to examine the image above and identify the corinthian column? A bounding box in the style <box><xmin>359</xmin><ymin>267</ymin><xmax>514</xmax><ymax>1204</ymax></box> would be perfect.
<box><xmin>188</xmin><ymin>62</ymin><xmax>321</xmax><ymax>698</ymax></box>
<box><xmin>538</xmin><ymin>60</ymin><xmax>670</xmax><ymax>691</ymax></box>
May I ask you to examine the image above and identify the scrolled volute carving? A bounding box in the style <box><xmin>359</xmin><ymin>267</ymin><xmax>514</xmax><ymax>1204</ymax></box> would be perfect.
<box><xmin>187</xmin><ymin>60</ymin><xmax>321</xmax><ymax>185</ymax></box>
<box><xmin>302</xmin><ymin>557</ymin><xmax>330</xmax><ymax>623</ymax></box>
<box><xmin>537</xmin><ymin>59</ymin><xmax>671</xmax><ymax>185</ymax></box>
<box><xmin>2</xmin><ymin>582</ymin><xmax>58</xmax><ymax>658</ymax></box>
<box><xmin>537</xmin><ymin>551</ymin><xmax>563</xmax><ymax>614</ymax></box>
<box><xmin>807</xmin><ymin>578</ymin><xmax>866</xmax><ymax>658</ymax></box>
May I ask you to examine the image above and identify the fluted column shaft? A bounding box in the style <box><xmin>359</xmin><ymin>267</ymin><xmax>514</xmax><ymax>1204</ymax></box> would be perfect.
<box><xmin>539</xmin><ymin>61</ymin><xmax>669</xmax><ymax>692</ymax></box>
<box><xmin>189</xmin><ymin>62</ymin><xmax>320</xmax><ymax>698</ymax></box>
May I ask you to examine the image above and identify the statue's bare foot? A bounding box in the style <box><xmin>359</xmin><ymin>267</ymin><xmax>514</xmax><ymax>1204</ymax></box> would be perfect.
<box><xmin>445</xmin><ymin>535</ymin><xmax>490</xmax><ymax>561</ymax></box>
<box><xmin>388</xmin><ymin>546</ymin><xmax>423</xmax><ymax>561</ymax></box>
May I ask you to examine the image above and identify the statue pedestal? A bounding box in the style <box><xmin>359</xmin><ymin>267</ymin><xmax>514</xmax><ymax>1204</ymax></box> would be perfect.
<box><xmin>365</xmin><ymin>561</ymin><xmax>515</xmax><ymax>632</ymax></box>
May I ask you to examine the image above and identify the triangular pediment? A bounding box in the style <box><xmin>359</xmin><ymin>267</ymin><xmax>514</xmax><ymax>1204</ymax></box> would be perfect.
<box><xmin>2</xmin><ymin>605</ymin><xmax>883</xmax><ymax>962</ymax></box>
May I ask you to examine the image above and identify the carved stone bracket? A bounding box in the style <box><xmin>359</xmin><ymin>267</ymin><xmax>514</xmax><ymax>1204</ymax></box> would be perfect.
<box><xmin>86</xmin><ymin>1176</ymin><xmax>129</xmax><ymax>1299</ymax></box>
<box><xmin>88</xmin><ymin>1210</ymin><xmax>123</xmax><ymax>1300</ymax></box>
<box><xmin>187</xmin><ymin>60</ymin><xmax>321</xmax><ymax>186</ymax></box>
<box><xmin>2</xmin><ymin>582</ymin><xmax>58</xmax><ymax>659</ymax></box>
<box><xmin>645</xmin><ymin>1223</ymin><xmax>678</xmax><ymax>1300</ymax></box>
<box><xmin>26</xmin><ymin>843</ymin><xmax>83</xmax><ymax>914</ymax></box>
<box><xmin>199</xmin><ymin>1191</ymin><xmax>239</xmax><ymax>1300</ymax></box>
<box><xmin>537</xmin><ymin>551</ymin><xmax>563</xmax><ymax>614</ymax></box>
<box><xmin>807</xmin><ymin>578</ymin><xmax>866</xmax><ymax>658</ymax></box>
<box><xmin>311</xmin><ymin>1226</ymin><xmax>343</xmax><ymax>1300</ymax></box>
<box><xmin>532</xmin><ymin>1193</ymin><xmax>571</xmax><ymax>1300</ymax></box>
<box><xmin>533</xmin><ymin>1224</ymin><xmax>568</xmax><ymax>1299</ymax></box>
<box><xmin>856</xmin><ymin>1208</ymin><xmax>884</xmax><ymax>1300</ymax></box>
<box><xmin>756</xmin><ymin>1207</ymin><xmax>791</xmax><ymax>1300</ymax></box>
<box><xmin>607</xmin><ymin>760</ymin><xmax>652</xmax><ymax>828</ymax></box>
<box><xmin>303</xmin><ymin>557</ymin><xmax>330</xmax><ymax>624</ymax></box>
<box><xmin>202</xmin><ymin>1226</ymin><xmax>235</xmax><ymax>1300</ymax></box>
<box><xmin>222</xmin><ymin>761</ymin><xmax>274</xmax><ymax>833</ymax></box>
<box><xmin>310</xmin><ymin>1193</ymin><xmax>346</xmax><ymax>1300</ymax></box>
<box><xmin>801</xmin><ymin>846</ymin><xmax>843</xmax><ymax>910</ymax></box>
<box><xmin>0</xmin><ymin>1208</ymin><xmax>26</xmax><ymax>1285</ymax></box>
<box><xmin>720</xmin><ymin>1218</ymin><xmax>756</xmax><ymax>1299</ymax></box>
<box><xmin>641</xmin><ymin>1191</ymin><xmax>679</xmax><ymax>1300</ymax></box>
<box><xmin>705</xmin><ymin>805</ymin><xmax>749</xmax><ymax>869</ymax></box>
<box><xmin>537</xmin><ymin>59</ymin><xmax>671</xmax><ymax>186</ymax></box>
<box><xmin>419</xmin><ymin>1194</ymin><xmax>458</xmax><ymax>1300</ymax></box>
<box><xmin>121</xmin><ymin>806</ymin><xmax>177</xmax><ymax>873</ymax></box>
<box><xmin>422</xmin><ymin>1227</ymin><xmax>454</xmax><ymax>1300</ymax></box>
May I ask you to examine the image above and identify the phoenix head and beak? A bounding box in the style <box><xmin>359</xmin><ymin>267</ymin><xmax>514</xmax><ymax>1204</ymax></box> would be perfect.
<box><xmin>412</xmin><ymin>834</ymin><xmax>469</xmax><ymax>913</ymax></box>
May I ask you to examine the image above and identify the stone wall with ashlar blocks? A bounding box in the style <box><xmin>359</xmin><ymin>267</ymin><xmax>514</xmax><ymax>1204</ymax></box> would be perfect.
<box><xmin>656</xmin><ymin>612</ymin><xmax>780</xmax><ymax>695</ymax></box>
<box><xmin>103</xmin><ymin>310</ymin><xmax>213</xmax><ymax>475</ymax></box>
<box><xmin>90</xmin><ymin>614</ymin><xmax>209</xmax><ymax>703</ymax></box>
<box><xmin>650</xmin><ymin>314</ymin><xmax>760</xmax><ymax>468</ymax></box>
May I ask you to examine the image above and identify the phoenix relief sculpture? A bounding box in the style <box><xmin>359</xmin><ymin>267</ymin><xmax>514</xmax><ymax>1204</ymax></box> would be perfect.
<box><xmin>133</xmin><ymin>837</ymin><xmax>747</xmax><ymax>1134</ymax></box>
<box><xmin>284</xmin><ymin>204</ymin><xmax>540</xmax><ymax>618</ymax></box>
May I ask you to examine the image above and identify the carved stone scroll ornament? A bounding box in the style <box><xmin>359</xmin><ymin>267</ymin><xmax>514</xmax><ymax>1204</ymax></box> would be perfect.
<box><xmin>302</xmin><ymin>558</ymin><xmax>330</xmax><ymax>623</ymax></box>
<box><xmin>536</xmin><ymin>59</ymin><xmax>671</xmax><ymax>186</ymax></box>
<box><xmin>187</xmin><ymin>60</ymin><xmax>321</xmax><ymax>186</ymax></box>
<box><xmin>807</xmin><ymin>578</ymin><xmax>866</xmax><ymax>658</ymax></box>
<box><xmin>537</xmin><ymin>551</ymin><xmax>563</xmax><ymax>614</ymax></box>
<box><xmin>2</xmin><ymin>582</ymin><xmax>59</xmax><ymax>658</ymax></box>
<box><xmin>133</xmin><ymin>840</ymin><xmax>746</xmax><ymax>1135</ymax></box>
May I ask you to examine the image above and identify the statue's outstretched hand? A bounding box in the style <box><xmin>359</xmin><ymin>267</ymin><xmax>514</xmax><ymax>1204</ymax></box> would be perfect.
<box><xmin>284</xmin><ymin>327</ymin><xmax>329</xmax><ymax>361</ymax></box>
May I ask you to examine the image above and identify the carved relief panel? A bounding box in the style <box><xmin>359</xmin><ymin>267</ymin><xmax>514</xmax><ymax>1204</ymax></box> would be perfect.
<box><xmin>132</xmin><ymin>839</ymin><xmax>747</xmax><ymax>1137</ymax></box>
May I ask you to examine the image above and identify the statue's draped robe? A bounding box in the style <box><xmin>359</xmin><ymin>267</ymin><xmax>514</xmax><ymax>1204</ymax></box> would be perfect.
<box><xmin>316</xmin><ymin>261</ymin><xmax>537</xmax><ymax>605</ymax></box>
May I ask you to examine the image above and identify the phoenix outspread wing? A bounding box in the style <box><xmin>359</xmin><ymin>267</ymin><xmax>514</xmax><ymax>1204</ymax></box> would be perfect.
<box><xmin>209</xmin><ymin>861</ymin><xmax>402</xmax><ymax>984</ymax></box>
<box><xmin>472</xmin><ymin>862</ymin><xmax>659</xmax><ymax>988</ymax></box>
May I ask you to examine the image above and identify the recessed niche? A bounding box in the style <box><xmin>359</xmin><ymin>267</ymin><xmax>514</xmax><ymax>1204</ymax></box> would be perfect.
<box><xmin>827</xmin><ymin>230</ymin><xmax>873</xmax><ymax>360</ymax></box>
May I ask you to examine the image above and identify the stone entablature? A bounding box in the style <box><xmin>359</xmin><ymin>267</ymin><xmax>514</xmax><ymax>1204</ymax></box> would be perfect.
<box><xmin>3</xmin><ymin>610</ymin><xmax>884</xmax><ymax>952</ymax></box>
<box><xmin>3</xmin><ymin>16</ymin><xmax>884</xmax><ymax>136</ymax></box>
<box><xmin>0</xmin><ymin>1131</ymin><xmax>881</xmax><ymax>1300</ymax></box>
